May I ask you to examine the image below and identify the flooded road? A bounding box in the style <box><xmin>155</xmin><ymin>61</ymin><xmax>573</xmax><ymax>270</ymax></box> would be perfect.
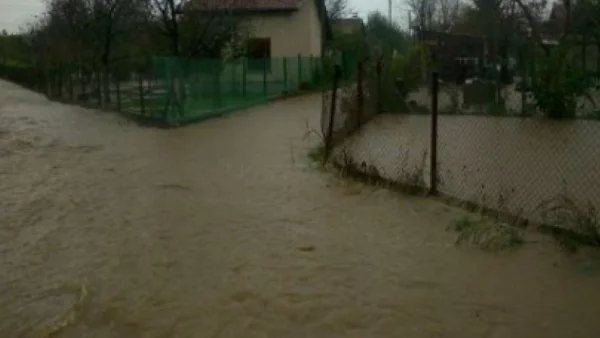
<box><xmin>1</xmin><ymin>79</ymin><xmax>600</xmax><ymax>338</ymax></box>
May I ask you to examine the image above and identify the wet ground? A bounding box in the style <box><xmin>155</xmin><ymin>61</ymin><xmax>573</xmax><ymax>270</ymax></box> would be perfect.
<box><xmin>1</xmin><ymin>79</ymin><xmax>600</xmax><ymax>338</ymax></box>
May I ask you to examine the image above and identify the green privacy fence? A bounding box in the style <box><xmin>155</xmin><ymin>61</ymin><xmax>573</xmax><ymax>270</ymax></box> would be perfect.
<box><xmin>136</xmin><ymin>55</ymin><xmax>327</xmax><ymax>125</ymax></box>
<box><xmin>1</xmin><ymin>54</ymin><xmax>353</xmax><ymax>127</ymax></box>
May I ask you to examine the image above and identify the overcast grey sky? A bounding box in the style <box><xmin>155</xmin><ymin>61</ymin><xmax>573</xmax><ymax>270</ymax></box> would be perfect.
<box><xmin>0</xmin><ymin>0</ymin><xmax>409</xmax><ymax>33</ymax></box>
<box><xmin>0</xmin><ymin>0</ymin><xmax>44</xmax><ymax>33</ymax></box>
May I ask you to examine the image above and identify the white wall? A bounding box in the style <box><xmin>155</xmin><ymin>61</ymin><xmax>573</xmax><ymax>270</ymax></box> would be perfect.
<box><xmin>247</xmin><ymin>0</ymin><xmax>322</xmax><ymax>58</ymax></box>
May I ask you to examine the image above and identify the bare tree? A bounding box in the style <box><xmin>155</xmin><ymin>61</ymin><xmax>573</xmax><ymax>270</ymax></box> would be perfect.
<box><xmin>436</xmin><ymin>0</ymin><xmax>461</xmax><ymax>31</ymax></box>
<box><xmin>30</xmin><ymin>0</ymin><xmax>147</xmax><ymax>102</ymax></box>
<box><xmin>152</xmin><ymin>0</ymin><xmax>249</xmax><ymax>58</ymax></box>
<box><xmin>24</xmin><ymin>0</ymin><xmax>253</xmax><ymax>112</ymax></box>
<box><xmin>511</xmin><ymin>0</ymin><xmax>565</xmax><ymax>54</ymax></box>
<box><xmin>89</xmin><ymin>0</ymin><xmax>148</xmax><ymax>104</ymax></box>
<box><xmin>407</xmin><ymin>0</ymin><xmax>437</xmax><ymax>32</ymax></box>
<box><xmin>326</xmin><ymin>0</ymin><xmax>354</xmax><ymax>20</ymax></box>
<box><xmin>149</xmin><ymin>0</ymin><xmax>250</xmax><ymax>117</ymax></box>
<box><xmin>24</xmin><ymin>1</ymin><xmax>81</xmax><ymax>95</ymax></box>
<box><xmin>152</xmin><ymin>0</ymin><xmax>181</xmax><ymax>56</ymax></box>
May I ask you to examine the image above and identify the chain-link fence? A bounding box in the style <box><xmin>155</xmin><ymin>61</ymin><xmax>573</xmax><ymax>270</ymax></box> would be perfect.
<box><xmin>0</xmin><ymin>55</ymin><xmax>325</xmax><ymax>126</ymax></box>
<box><xmin>325</xmin><ymin>48</ymin><xmax>600</xmax><ymax>239</ymax></box>
<box><xmin>322</xmin><ymin>52</ymin><xmax>432</xmax><ymax>191</ymax></box>
<box><xmin>321</xmin><ymin>58</ymin><xmax>376</xmax><ymax>149</ymax></box>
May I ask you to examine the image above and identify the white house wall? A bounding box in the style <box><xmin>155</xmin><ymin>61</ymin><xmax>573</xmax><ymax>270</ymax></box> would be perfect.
<box><xmin>247</xmin><ymin>0</ymin><xmax>322</xmax><ymax>58</ymax></box>
<box><xmin>212</xmin><ymin>1</ymin><xmax>324</xmax><ymax>88</ymax></box>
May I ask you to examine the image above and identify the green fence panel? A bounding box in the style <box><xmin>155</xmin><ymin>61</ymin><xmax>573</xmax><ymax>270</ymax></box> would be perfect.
<box><xmin>144</xmin><ymin>55</ymin><xmax>332</xmax><ymax>125</ymax></box>
<box><xmin>0</xmin><ymin>53</ymin><xmax>358</xmax><ymax>126</ymax></box>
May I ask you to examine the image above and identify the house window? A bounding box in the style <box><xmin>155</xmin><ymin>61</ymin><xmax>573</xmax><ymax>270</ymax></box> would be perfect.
<box><xmin>247</xmin><ymin>38</ymin><xmax>271</xmax><ymax>72</ymax></box>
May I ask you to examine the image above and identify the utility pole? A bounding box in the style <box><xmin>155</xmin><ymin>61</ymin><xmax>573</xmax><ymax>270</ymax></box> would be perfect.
<box><xmin>388</xmin><ymin>0</ymin><xmax>392</xmax><ymax>22</ymax></box>
<box><xmin>408</xmin><ymin>10</ymin><xmax>412</xmax><ymax>37</ymax></box>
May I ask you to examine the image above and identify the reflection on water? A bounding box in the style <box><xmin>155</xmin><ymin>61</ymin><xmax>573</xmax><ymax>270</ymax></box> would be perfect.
<box><xmin>1</xmin><ymin>80</ymin><xmax>600</xmax><ymax>338</ymax></box>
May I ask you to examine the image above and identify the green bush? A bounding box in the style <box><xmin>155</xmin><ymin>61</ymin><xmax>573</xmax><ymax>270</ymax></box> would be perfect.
<box><xmin>332</xmin><ymin>32</ymin><xmax>369</xmax><ymax>62</ymax></box>
<box><xmin>529</xmin><ymin>42</ymin><xmax>595</xmax><ymax>119</ymax></box>
<box><xmin>389</xmin><ymin>43</ymin><xmax>430</xmax><ymax>93</ymax></box>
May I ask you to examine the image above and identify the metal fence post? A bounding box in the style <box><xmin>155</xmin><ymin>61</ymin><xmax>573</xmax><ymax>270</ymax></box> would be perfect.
<box><xmin>242</xmin><ymin>58</ymin><xmax>247</xmax><ymax>97</ymax></box>
<box><xmin>582</xmin><ymin>35</ymin><xmax>587</xmax><ymax>72</ymax></box>
<box><xmin>520</xmin><ymin>44</ymin><xmax>527</xmax><ymax>116</ymax></box>
<box><xmin>283</xmin><ymin>57</ymin><xmax>288</xmax><ymax>91</ymax></box>
<box><xmin>80</xmin><ymin>68</ymin><xmax>85</xmax><ymax>101</ymax></box>
<box><xmin>68</xmin><ymin>70</ymin><xmax>73</xmax><ymax>101</ymax></box>
<box><xmin>58</xmin><ymin>68</ymin><xmax>64</xmax><ymax>99</ymax></box>
<box><xmin>376</xmin><ymin>59</ymin><xmax>383</xmax><ymax>114</ymax></box>
<box><xmin>216</xmin><ymin>61</ymin><xmax>222</xmax><ymax>108</ymax></box>
<box><xmin>138</xmin><ymin>71</ymin><xmax>145</xmax><ymax>115</ymax></box>
<box><xmin>313</xmin><ymin>56</ymin><xmax>317</xmax><ymax>83</ymax></box>
<box><xmin>263</xmin><ymin>57</ymin><xmax>268</xmax><ymax>98</ymax></box>
<box><xmin>597</xmin><ymin>41</ymin><xmax>600</xmax><ymax>78</ymax></box>
<box><xmin>48</xmin><ymin>69</ymin><xmax>54</xmax><ymax>98</ymax></box>
<box><xmin>95</xmin><ymin>71</ymin><xmax>101</xmax><ymax>106</ymax></box>
<box><xmin>357</xmin><ymin>60</ymin><xmax>364</xmax><ymax>128</ymax></box>
<box><xmin>232</xmin><ymin>61</ymin><xmax>236</xmax><ymax>95</ymax></box>
<box><xmin>116</xmin><ymin>76</ymin><xmax>121</xmax><ymax>112</ymax></box>
<box><xmin>430</xmin><ymin>71</ymin><xmax>439</xmax><ymax>195</ymax></box>
<box><xmin>298</xmin><ymin>54</ymin><xmax>302</xmax><ymax>88</ymax></box>
<box><xmin>324</xmin><ymin>65</ymin><xmax>342</xmax><ymax>164</ymax></box>
<box><xmin>309</xmin><ymin>56</ymin><xmax>314</xmax><ymax>85</ymax></box>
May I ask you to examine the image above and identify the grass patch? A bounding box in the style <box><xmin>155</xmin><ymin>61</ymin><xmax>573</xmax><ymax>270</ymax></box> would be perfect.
<box><xmin>448</xmin><ymin>215</ymin><xmax>525</xmax><ymax>252</ymax></box>
<box><xmin>307</xmin><ymin>145</ymin><xmax>326</xmax><ymax>163</ymax></box>
<box><xmin>397</xmin><ymin>150</ymin><xmax>428</xmax><ymax>195</ymax></box>
<box><xmin>334</xmin><ymin>149</ymin><xmax>429</xmax><ymax>196</ymax></box>
<box><xmin>538</xmin><ymin>194</ymin><xmax>600</xmax><ymax>252</ymax></box>
<box><xmin>447</xmin><ymin>189</ymin><xmax>527</xmax><ymax>252</ymax></box>
<box><xmin>302</xmin><ymin>119</ymin><xmax>327</xmax><ymax>166</ymax></box>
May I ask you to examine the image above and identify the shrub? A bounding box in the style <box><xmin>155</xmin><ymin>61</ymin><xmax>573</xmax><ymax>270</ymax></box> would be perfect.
<box><xmin>538</xmin><ymin>194</ymin><xmax>600</xmax><ymax>251</ymax></box>
<box><xmin>448</xmin><ymin>216</ymin><xmax>525</xmax><ymax>251</ymax></box>
<box><xmin>389</xmin><ymin>43</ymin><xmax>430</xmax><ymax>93</ymax></box>
<box><xmin>528</xmin><ymin>42</ymin><xmax>596</xmax><ymax>119</ymax></box>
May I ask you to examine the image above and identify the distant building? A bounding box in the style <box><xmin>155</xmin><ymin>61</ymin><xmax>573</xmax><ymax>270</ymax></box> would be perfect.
<box><xmin>187</xmin><ymin>0</ymin><xmax>331</xmax><ymax>59</ymax></box>
<box><xmin>418</xmin><ymin>30</ymin><xmax>486</xmax><ymax>81</ymax></box>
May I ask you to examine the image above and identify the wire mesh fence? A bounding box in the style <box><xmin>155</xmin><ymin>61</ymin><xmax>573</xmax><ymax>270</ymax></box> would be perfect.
<box><xmin>321</xmin><ymin>55</ymin><xmax>381</xmax><ymax>148</ymax></box>
<box><xmin>324</xmin><ymin>50</ymin><xmax>600</xmax><ymax>239</ymax></box>
<box><xmin>0</xmin><ymin>55</ymin><xmax>326</xmax><ymax>126</ymax></box>
<box><xmin>0</xmin><ymin>64</ymin><xmax>46</xmax><ymax>92</ymax></box>
<box><xmin>158</xmin><ymin>56</ymin><xmax>325</xmax><ymax>124</ymax></box>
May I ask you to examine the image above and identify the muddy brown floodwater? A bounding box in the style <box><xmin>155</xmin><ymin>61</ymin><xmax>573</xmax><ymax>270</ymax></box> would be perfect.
<box><xmin>1</xmin><ymin>79</ymin><xmax>600</xmax><ymax>338</ymax></box>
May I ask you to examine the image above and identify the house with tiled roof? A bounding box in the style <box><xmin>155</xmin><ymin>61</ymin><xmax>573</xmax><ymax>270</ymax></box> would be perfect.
<box><xmin>188</xmin><ymin>0</ymin><xmax>330</xmax><ymax>59</ymax></box>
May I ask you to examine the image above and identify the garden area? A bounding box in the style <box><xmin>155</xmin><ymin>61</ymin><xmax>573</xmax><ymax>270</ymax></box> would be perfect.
<box><xmin>0</xmin><ymin>55</ymin><xmax>325</xmax><ymax>126</ymax></box>
<box><xmin>0</xmin><ymin>0</ymin><xmax>335</xmax><ymax>127</ymax></box>
<box><xmin>319</xmin><ymin>0</ymin><xmax>600</xmax><ymax>251</ymax></box>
